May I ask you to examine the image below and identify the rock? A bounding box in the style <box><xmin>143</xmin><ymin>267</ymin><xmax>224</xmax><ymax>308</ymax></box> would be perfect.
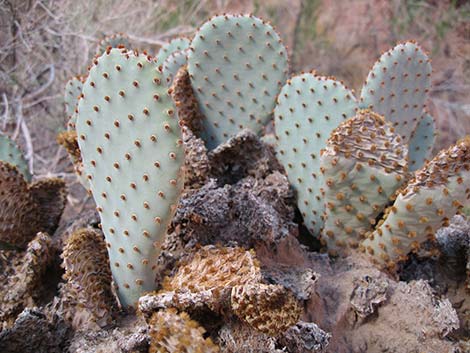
<box><xmin>67</xmin><ymin>315</ymin><xmax>147</xmax><ymax>353</ymax></box>
<box><xmin>169</xmin><ymin>172</ymin><xmax>296</xmax><ymax>249</ymax></box>
<box><xmin>218</xmin><ymin>321</ymin><xmax>281</xmax><ymax>353</ymax></box>
<box><xmin>182</xmin><ymin>127</ymin><xmax>210</xmax><ymax>189</ymax></box>
<box><xmin>350</xmin><ymin>275</ymin><xmax>389</xmax><ymax>321</ymax></box>
<box><xmin>208</xmin><ymin>129</ymin><xmax>283</xmax><ymax>185</ymax></box>
<box><xmin>0</xmin><ymin>308</ymin><xmax>70</xmax><ymax>353</ymax></box>
<box><xmin>0</xmin><ymin>233</ymin><xmax>55</xmax><ymax>328</ymax></box>
<box><xmin>262</xmin><ymin>266</ymin><xmax>318</xmax><ymax>301</ymax></box>
<box><xmin>278</xmin><ymin>321</ymin><xmax>331</xmax><ymax>353</ymax></box>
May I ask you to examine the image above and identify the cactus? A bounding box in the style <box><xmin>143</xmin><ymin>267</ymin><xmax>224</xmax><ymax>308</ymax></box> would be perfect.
<box><xmin>58</xmin><ymin>228</ymin><xmax>116</xmax><ymax>329</ymax></box>
<box><xmin>320</xmin><ymin>110</ymin><xmax>408</xmax><ymax>255</ymax></box>
<box><xmin>96</xmin><ymin>33</ymin><xmax>131</xmax><ymax>55</ymax></box>
<box><xmin>149</xmin><ymin>308</ymin><xmax>220</xmax><ymax>353</ymax></box>
<box><xmin>188</xmin><ymin>14</ymin><xmax>289</xmax><ymax>150</ymax></box>
<box><xmin>231</xmin><ymin>283</ymin><xmax>302</xmax><ymax>336</ymax></box>
<box><xmin>170</xmin><ymin>65</ymin><xmax>204</xmax><ymax>134</ymax></box>
<box><xmin>0</xmin><ymin>162</ymin><xmax>66</xmax><ymax>248</ymax></box>
<box><xmin>274</xmin><ymin>41</ymin><xmax>433</xmax><ymax>242</ymax></box>
<box><xmin>360</xmin><ymin>137</ymin><xmax>470</xmax><ymax>269</ymax></box>
<box><xmin>57</xmin><ymin>131</ymin><xmax>81</xmax><ymax>164</ymax></box>
<box><xmin>163</xmin><ymin>246</ymin><xmax>262</xmax><ymax>294</ymax></box>
<box><xmin>359</xmin><ymin>41</ymin><xmax>432</xmax><ymax>143</ymax></box>
<box><xmin>408</xmin><ymin>113</ymin><xmax>436</xmax><ymax>172</ymax></box>
<box><xmin>162</xmin><ymin>49</ymin><xmax>188</xmax><ymax>86</ymax></box>
<box><xmin>76</xmin><ymin>48</ymin><xmax>184</xmax><ymax>307</ymax></box>
<box><xmin>156</xmin><ymin>37</ymin><xmax>190</xmax><ymax>70</ymax></box>
<box><xmin>274</xmin><ymin>73</ymin><xmax>358</xmax><ymax>235</ymax></box>
<box><xmin>0</xmin><ymin>134</ymin><xmax>31</xmax><ymax>181</ymax></box>
<box><xmin>64</xmin><ymin>76</ymin><xmax>85</xmax><ymax>130</ymax></box>
<box><xmin>141</xmin><ymin>246</ymin><xmax>303</xmax><ymax>337</ymax></box>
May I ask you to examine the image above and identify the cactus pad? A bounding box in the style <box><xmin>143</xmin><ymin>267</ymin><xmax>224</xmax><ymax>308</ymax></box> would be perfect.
<box><xmin>0</xmin><ymin>134</ymin><xmax>31</xmax><ymax>181</ymax></box>
<box><xmin>156</xmin><ymin>37</ymin><xmax>190</xmax><ymax>70</ymax></box>
<box><xmin>361</xmin><ymin>137</ymin><xmax>470</xmax><ymax>269</ymax></box>
<box><xmin>360</xmin><ymin>41</ymin><xmax>432</xmax><ymax>143</ymax></box>
<box><xmin>188</xmin><ymin>14</ymin><xmax>289</xmax><ymax>150</ymax></box>
<box><xmin>170</xmin><ymin>65</ymin><xmax>204</xmax><ymax>134</ymax></box>
<box><xmin>60</xmin><ymin>228</ymin><xmax>116</xmax><ymax>329</ymax></box>
<box><xmin>76</xmin><ymin>48</ymin><xmax>184</xmax><ymax>307</ymax></box>
<box><xmin>64</xmin><ymin>76</ymin><xmax>84</xmax><ymax>129</ymax></box>
<box><xmin>408</xmin><ymin>113</ymin><xmax>436</xmax><ymax>172</ymax></box>
<box><xmin>96</xmin><ymin>33</ymin><xmax>130</xmax><ymax>55</ymax></box>
<box><xmin>274</xmin><ymin>73</ymin><xmax>358</xmax><ymax>235</ymax></box>
<box><xmin>320</xmin><ymin>110</ymin><xmax>408</xmax><ymax>255</ymax></box>
<box><xmin>0</xmin><ymin>162</ymin><xmax>66</xmax><ymax>248</ymax></box>
<box><xmin>149</xmin><ymin>309</ymin><xmax>220</xmax><ymax>353</ymax></box>
<box><xmin>231</xmin><ymin>283</ymin><xmax>302</xmax><ymax>336</ymax></box>
<box><xmin>163</xmin><ymin>246</ymin><xmax>261</xmax><ymax>293</ymax></box>
<box><xmin>162</xmin><ymin>49</ymin><xmax>188</xmax><ymax>86</ymax></box>
<box><xmin>0</xmin><ymin>162</ymin><xmax>39</xmax><ymax>247</ymax></box>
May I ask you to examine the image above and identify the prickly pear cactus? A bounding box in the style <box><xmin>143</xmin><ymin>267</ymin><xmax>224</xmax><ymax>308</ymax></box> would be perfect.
<box><xmin>170</xmin><ymin>65</ymin><xmax>204</xmax><ymax>134</ymax></box>
<box><xmin>156</xmin><ymin>37</ymin><xmax>190</xmax><ymax>70</ymax></box>
<box><xmin>361</xmin><ymin>137</ymin><xmax>470</xmax><ymax>269</ymax></box>
<box><xmin>274</xmin><ymin>73</ymin><xmax>358</xmax><ymax>235</ymax></box>
<box><xmin>360</xmin><ymin>41</ymin><xmax>432</xmax><ymax>143</ymax></box>
<box><xmin>188</xmin><ymin>14</ymin><xmax>289</xmax><ymax>150</ymax></box>
<box><xmin>408</xmin><ymin>113</ymin><xmax>436</xmax><ymax>172</ymax></box>
<box><xmin>320</xmin><ymin>110</ymin><xmax>408</xmax><ymax>255</ymax></box>
<box><xmin>149</xmin><ymin>309</ymin><xmax>220</xmax><ymax>353</ymax></box>
<box><xmin>0</xmin><ymin>134</ymin><xmax>31</xmax><ymax>181</ymax></box>
<box><xmin>96</xmin><ymin>33</ymin><xmax>131</xmax><ymax>55</ymax></box>
<box><xmin>64</xmin><ymin>76</ymin><xmax>85</xmax><ymax>130</ymax></box>
<box><xmin>162</xmin><ymin>49</ymin><xmax>188</xmax><ymax>86</ymax></box>
<box><xmin>230</xmin><ymin>283</ymin><xmax>302</xmax><ymax>336</ymax></box>
<box><xmin>76</xmin><ymin>48</ymin><xmax>184</xmax><ymax>307</ymax></box>
<box><xmin>0</xmin><ymin>162</ymin><xmax>66</xmax><ymax>248</ymax></box>
<box><xmin>0</xmin><ymin>162</ymin><xmax>39</xmax><ymax>248</ymax></box>
<box><xmin>60</xmin><ymin>228</ymin><xmax>116</xmax><ymax>329</ymax></box>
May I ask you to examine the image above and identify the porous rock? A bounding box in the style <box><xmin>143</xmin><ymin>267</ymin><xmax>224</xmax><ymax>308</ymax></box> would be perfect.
<box><xmin>0</xmin><ymin>308</ymin><xmax>71</xmax><ymax>353</ymax></box>
<box><xmin>278</xmin><ymin>321</ymin><xmax>331</xmax><ymax>353</ymax></box>
<box><xmin>0</xmin><ymin>232</ymin><xmax>55</xmax><ymax>327</ymax></box>
<box><xmin>169</xmin><ymin>171</ymin><xmax>295</xmax><ymax>249</ymax></box>
<box><xmin>208</xmin><ymin>129</ymin><xmax>283</xmax><ymax>185</ymax></box>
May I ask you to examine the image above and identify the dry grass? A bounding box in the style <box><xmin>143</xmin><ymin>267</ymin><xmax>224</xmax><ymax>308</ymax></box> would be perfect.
<box><xmin>0</xmin><ymin>0</ymin><xmax>468</xmax><ymax>218</ymax></box>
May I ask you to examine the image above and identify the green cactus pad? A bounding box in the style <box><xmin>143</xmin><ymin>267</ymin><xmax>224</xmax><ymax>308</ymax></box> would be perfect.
<box><xmin>76</xmin><ymin>48</ymin><xmax>184</xmax><ymax>307</ymax></box>
<box><xmin>360</xmin><ymin>41</ymin><xmax>431</xmax><ymax>143</ymax></box>
<box><xmin>274</xmin><ymin>73</ymin><xmax>358</xmax><ymax>235</ymax></box>
<box><xmin>96</xmin><ymin>33</ymin><xmax>131</xmax><ymax>55</ymax></box>
<box><xmin>320</xmin><ymin>110</ymin><xmax>408</xmax><ymax>255</ymax></box>
<box><xmin>162</xmin><ymin>49</ymin><xmax>188</xmax><ymax>86</ymax></box>
<box><xmin>361</xmin><ymin>137</ymin><xmax>470</xmax><ymax>269</ymax></box>
<box><xmin>408</xmin><ymin>113</ymin><xmax>435</xmax><ymax>172</ymax></box>
<box><xmin>64</xmin><ymin>76</ymin><xmax>84</xmax><ymax>130</ymax></box>
<box><xmin>0</xmin><ymin>134</ymin><xmax>31</xmax><ymax>181</ymax></box>
<box><xmin>65</xmin><ymin>77</ymin><xmax>84</xmax><ymax>119</ymax></box>
<box><xmin>188</xmin><ymin>14</ymin><xmax>289</xmax><ymax>150</ymax></box>
<box><xmin>156</xmin><ymin>38</ymin><xmax>190</xmax><ymax>70</ymax></box>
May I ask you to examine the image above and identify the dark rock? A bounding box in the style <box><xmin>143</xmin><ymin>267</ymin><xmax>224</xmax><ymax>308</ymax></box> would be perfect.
<box><xmin>182</xmin><ymin>127</ymin><xmax>210</xmax><ymax>189</ymax></box>
<box><xmin>279</xmin><ymin>321</ymin><xmax>331</xmax><ymax>353</ymax></box>
<box><xmin>0</xmin><ymin>308</ymin><xmax>71</xmax><ymax>353</ymax></box>
<box><xmin>262</xmin><ymin>266</ymin><xmax>318</xmax><ymax>301</ymax></box>
<box><xmin>208</xmin><ymin>129</ymin><xmax>283</xmax><ymax>185</ymax></box>
<box><xmin>169</xmin><ymin>172</ymin><xmax>296</xmax><ymax>249</ymax></box>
